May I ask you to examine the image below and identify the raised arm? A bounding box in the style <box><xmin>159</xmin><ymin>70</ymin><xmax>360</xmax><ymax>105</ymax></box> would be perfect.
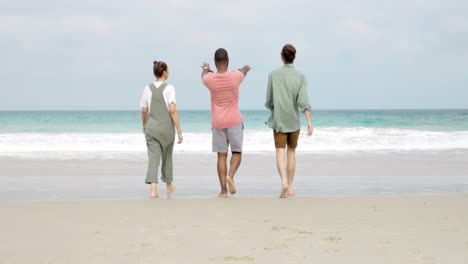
<box><xmin>238</xmin><ymin>65</ymin><xmax>252</xmax><ymax>76</ymax></box>
<box><xmin>169</xmin><ymin>103</ymin><xmax>183</xmax><ymax>144</ymax></box>
<box><xmin>201</xmin><ymin>62</ymin><xmax>213</xmax><ymax>78</ymax></box>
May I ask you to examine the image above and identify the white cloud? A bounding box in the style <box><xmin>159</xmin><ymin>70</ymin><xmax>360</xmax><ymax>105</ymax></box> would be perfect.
<box><xmin>390</xmin><ymin>35</ymin><xmax>424</xmax><ymax>53</ymax></box>
<box><xmin>444</xmin><ymin>16</ymin><xmax>468</xmax><ymax>33</ymax></box>
<box><xmin>1</xmin><ymin>15</ymin><xmax>122</xmax><ymax>36</ymax></box>
<box><xmin>1</xmin><ymin>0</ymin><xmax>468</xmax><ymax>110</ymax></box>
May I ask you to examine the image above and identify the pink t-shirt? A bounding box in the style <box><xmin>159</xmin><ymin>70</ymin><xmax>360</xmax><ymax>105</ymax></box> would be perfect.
<box><xmin>202</xmin><ymin>70</ymin><xmax>245</xmax><ymax>129</ymax></box>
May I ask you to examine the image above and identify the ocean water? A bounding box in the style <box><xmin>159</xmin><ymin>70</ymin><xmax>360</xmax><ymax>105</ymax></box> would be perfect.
<box><xmin>1</xmin><ymin>110</ymin><xmax>468</xmax><ymax>159</ymax></box>
<box><xmin>1</xmin><ymin>110</ymin><xmax>468</xmax><ymax>200</ymax></box>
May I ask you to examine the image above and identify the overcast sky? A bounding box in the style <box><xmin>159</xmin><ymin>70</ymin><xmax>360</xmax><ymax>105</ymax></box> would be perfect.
<box><xmin>2</xmin><ymin>0</ymin><xmax>468</xmax><ymax>110</ymax></box>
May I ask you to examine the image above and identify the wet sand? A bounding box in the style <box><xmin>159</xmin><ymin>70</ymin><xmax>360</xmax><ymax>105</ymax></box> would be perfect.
<box><xmin>1</xmin><ymin>150</ymin><xmax>468</xmax><ymax>201</ymax></box>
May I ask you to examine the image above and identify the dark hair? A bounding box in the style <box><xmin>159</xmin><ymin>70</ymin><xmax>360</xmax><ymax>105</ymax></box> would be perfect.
<box><xmin>214</xmin><ymin>48</ymin><xmax>229</xmax><ymax>63</ymax></box>
<box><xmin>153</xmin><ymin>61</ymin><xmax>168</xmax><ymax>78</ymax></box>
<box><xmin>281</xmin><ymin>44</ymin><xmax>296</xmax><ymax>63</ymax></box>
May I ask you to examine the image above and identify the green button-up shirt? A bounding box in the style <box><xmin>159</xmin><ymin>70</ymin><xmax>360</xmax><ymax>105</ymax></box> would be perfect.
<box><xmin>265</xmin><ymin>64</ymin><xmax>311</xmax><ymax>133</ymax></box>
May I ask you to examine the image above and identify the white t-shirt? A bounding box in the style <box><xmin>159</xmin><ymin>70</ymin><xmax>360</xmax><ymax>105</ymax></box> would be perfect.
<box><xmin>140</xmin><ymin>81</ymin><xmax>176</xmax><ymax>111</ymax></box>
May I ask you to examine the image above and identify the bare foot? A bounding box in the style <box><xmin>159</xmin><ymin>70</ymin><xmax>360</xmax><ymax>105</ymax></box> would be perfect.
<box><xmin>287</xmin><ymin>189</ymin><xmax>296</xmax><ymax>196</ymax></box>
<box><xmin>279</xmin><ymin>185</ymin><xmax>288</xmax><ymax>198</ymax></box>
<box><xmin>150</xmin><ymin>183</ymin><xmax>158</xmax><ymax>198</ymax></box>
<box><xmin>226</xmin><ymin>176</ymin><xmax>236</xmax><ymax>195</ymax></box>
<box><xmin>218</xmin><ymin>192</ymin><xmax>228</xmax><ymax>198</ymax></box>
<box><xmin>166</xmin><ymin>184</ymin><xmax>175</xmax><ymax>194</ymax></box>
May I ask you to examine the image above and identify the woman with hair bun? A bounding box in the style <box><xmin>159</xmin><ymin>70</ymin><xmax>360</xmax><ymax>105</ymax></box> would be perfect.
<box><xmin>140</xmin><ymin>61</ymin><xmax>183</xmax><ymax>198</ymax></box>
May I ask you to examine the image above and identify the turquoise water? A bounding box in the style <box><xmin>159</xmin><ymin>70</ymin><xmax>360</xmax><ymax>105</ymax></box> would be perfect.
<box><xmin>2</xmin><ymin>110</ymin><xmax>468</xmax><ymax>201</ymax></box>
<box><xmin>1</xmin><ymin>110</ymin><xmax>468</xmax><ymax>133</ymax></box>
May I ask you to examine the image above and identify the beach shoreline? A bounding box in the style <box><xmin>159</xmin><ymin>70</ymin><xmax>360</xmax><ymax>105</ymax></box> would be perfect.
<box><xmin>2</xmin><ymin>148</ymin><xmax>467</xmax><ymax>262</ymax></box>
<box><xmin>1</xmin><ymin>150</ymin><xmax>468</xmax><ymax>201</ymax></box>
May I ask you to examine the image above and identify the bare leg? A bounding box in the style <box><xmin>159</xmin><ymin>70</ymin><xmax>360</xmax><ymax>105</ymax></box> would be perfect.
<box><xmin>226</xmin><ymin>153</ymin><xmax>242</xmax><ymax>195</ymax></box>
<box><xmin>287</xmin><ymin>147</ymin><xmax>296</xmax><ymax>196</ymax></box>
<box><xmin>276</xmin><ymin>148</ymin><xmax>289</xmax><ymax>198</ymax></box>
<box><xmin>150</xmin><ymin>183</ymin><xmax>159</xmax><ymax>198</ymax></box>
<box><xmin>217</xmin><ymin>153</ymin><xmax>228</xmax><ymax>197</ymax></box>
<box><xmin>228</xmin><ymin>153</ymin><xmax>242</xmax><ymax>179</ymax></box>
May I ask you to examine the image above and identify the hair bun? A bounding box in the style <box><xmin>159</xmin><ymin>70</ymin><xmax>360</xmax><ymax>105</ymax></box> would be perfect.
<box><xmin>153</xmin><ymin>60</ymin><xmax>168</xmax><ymax>78</ymax></box>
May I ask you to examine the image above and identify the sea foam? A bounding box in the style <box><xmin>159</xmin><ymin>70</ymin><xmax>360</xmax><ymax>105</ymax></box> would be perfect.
<box><xmin>1</xmin><ymin>127</ymin><xmax>468</xmax><ymax>159</ymax></box>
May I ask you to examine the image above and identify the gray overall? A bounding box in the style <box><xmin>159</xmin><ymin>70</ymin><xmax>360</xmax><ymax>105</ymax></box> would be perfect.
<box><xmin>145</xmin><ymin>82</ymin><xmax>175</xmax><ymax>184</ymax></box>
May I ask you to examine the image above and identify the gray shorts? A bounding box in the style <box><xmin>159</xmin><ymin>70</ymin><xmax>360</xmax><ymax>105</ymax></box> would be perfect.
<box><xmin>212</xmin><ymin>122</ymin><xmax>244</xmax><ymax>153</ymax></box>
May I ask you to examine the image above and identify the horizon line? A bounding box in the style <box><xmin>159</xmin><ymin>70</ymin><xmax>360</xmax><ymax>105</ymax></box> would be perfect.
<box><xmin>1</xmin><ymin>108</ymin><xmax>467</xmax><ymax>112</ymax></box>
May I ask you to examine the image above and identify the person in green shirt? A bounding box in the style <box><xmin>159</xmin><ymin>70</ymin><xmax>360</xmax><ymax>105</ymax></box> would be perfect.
<box><xmin>265</xmin><ymin>44</ymin><xmax>314</xmax><ymax>198</ymax></box>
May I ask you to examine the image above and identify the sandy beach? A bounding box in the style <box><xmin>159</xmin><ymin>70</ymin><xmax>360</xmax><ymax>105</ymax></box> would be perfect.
<box><xmin>3</xmin><ymin>0</ymin><xmax>468</xmax><ymax>262</ymax></box>
<box><xmin>1</xmin><ymin>195</ymin><xmax>467</xmax><ymax>263</ymax></box>
<box><xmin>1</xmin><ymin>151</ymin><xmax>468</xmax><ymax>263</ymax></box>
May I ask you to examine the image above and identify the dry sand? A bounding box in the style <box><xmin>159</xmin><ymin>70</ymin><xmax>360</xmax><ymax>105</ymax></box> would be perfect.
<box><xmin>1</xmin><ymin>195</ymin><xmax>468</xmax><ymax>263</ymax></box>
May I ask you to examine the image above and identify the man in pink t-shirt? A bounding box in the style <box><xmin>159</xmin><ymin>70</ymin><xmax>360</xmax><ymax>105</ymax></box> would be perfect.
<box><xmin>201</xmin><ymin>48</ymin><xmax>251</xmax><ymax>198</ymax></box>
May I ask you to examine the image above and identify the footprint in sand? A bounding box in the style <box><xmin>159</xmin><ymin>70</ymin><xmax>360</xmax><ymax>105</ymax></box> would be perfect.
<box><xmin>296</xmin><ymin>229</ymin><xmax>313</xmax><ymax>235</ymax></box>
<box><xmin>285</xmin><ymin>236</ymin><xmax>300</xmax><ymax>242</ymax></box>
<box><xmin>263</xmin><ymin>244</ymin><xmax>288</xmax><ymax>250</ymax></box>
<box><xmin>131</xmin><ymin>240</ymin><xmax>153</xmax><ymax>248</ymax></box>
<box><xmin>224</xmin><ymin>256</ymin><xmax>255</xmax><ymax>261</ymax></box>
<box><xmin>378</xmin><ymin>240</ymin><xmax>391</xmax><ymax>245</ymax></box>
<box><xmin>324</xmin><ymin>236</ymin><xmax>343</xmax><ymax>243</ymax></box>
<box><xmin>370</xmin><ymin>205</ymin><xmax>383</xmax><ymax>212</ymax></box>
<box><xmin>140</xmin><ymin>242</ymin><xmax>152</xmax><ymax>247</ymax></box>
<box><xmin>324</xmin><ymin>248</ymin><xmax>342</xmax><ymax>253</ymax></box>
<box><xmin>271</xmin><ymin>226</ymin><xmax>313</xmax><ymax>235</ymax></box>
<box><xmin>271</xmin><ymin>226</ymin><xmax>288</xmax><ymax>231</ymax></box>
